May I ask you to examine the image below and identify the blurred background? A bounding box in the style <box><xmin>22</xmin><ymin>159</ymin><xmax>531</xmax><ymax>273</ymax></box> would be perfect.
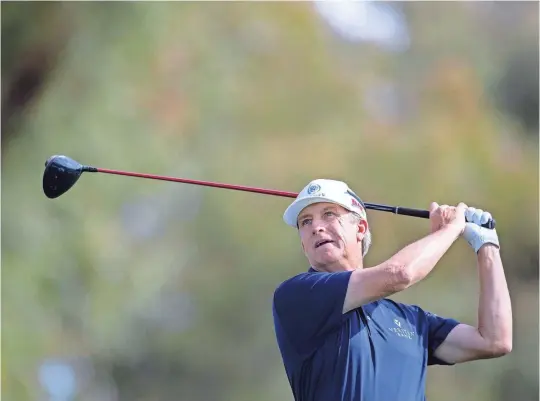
<box><xmin>2</xmin><ymin>2</ymin><xmax>538</xmax><ymax>401</ymax></box>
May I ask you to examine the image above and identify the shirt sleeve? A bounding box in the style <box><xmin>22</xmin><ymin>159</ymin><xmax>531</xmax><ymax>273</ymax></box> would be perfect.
<box><xmin>273</xmin><ymin>270</ymin><xmax>353</xmax><ymax>357</ymax></box>
<box><xmin>424</xmin><ymin>310</ymin><xmax>461</xmax><ymax>365</ymax></box>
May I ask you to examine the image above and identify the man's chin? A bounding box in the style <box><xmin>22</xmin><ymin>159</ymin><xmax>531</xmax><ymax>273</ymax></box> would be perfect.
<box><xmin>314</xmin><ymin>253</ymin><xmax>341</xmax><ymax>266</ymax></box>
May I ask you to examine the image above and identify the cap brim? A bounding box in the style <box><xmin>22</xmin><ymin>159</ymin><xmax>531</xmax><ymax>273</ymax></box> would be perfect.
<box><xmin>283</xmin><ymin>196</ymin><xmax>356</xmax><ymax>227</ymax></box>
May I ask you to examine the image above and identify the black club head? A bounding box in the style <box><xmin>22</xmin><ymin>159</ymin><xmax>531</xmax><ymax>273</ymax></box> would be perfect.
<box><xmin>43</xmin><ymin>155</ymin><xmax>84</xmax><ymax>198</ymax></box>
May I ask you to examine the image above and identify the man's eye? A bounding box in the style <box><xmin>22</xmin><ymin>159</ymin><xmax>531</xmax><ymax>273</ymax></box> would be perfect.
<box><xmin>301</xmin><ymin>219</ymin><xmax>312</xmax><ymax>226</ymax></box>
<box><xmin>325</xmin><ymin>211</ymin><xmax>335</xmax><ymax>216</ymax></box>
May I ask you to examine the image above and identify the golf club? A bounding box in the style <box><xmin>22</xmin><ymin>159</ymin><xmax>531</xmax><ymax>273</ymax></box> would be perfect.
<box><xmin>42</xmin><ymin>155</ymin><xmax>496</xmax><ymax>229</ymax></box>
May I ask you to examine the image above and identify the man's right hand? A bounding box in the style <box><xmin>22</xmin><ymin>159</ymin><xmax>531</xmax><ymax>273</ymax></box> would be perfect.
<box><xmin>429</xmin><ymin>202</ymin><xmax>467</xmax><ymax>234</ymax></box>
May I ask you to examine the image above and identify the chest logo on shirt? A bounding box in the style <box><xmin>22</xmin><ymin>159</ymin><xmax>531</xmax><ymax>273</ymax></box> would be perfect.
<box><xmin>389</xmin><ymin>319</ymin><xmax>416</xmax><ymax>340</ymax></box>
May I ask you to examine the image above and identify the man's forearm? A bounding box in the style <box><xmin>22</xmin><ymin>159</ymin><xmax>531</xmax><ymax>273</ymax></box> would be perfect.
<box><xmin>385</xmin><ymin>224</ymin><xmax>462</xmax><ymax>286</ymax></box>
<box><xmin>477</xmin><ymin>245</ymin><xmax>513</xmax><ymax>353</ymax></box>
<box><xmin>344</xmin><ymin>224</ymin><xmax>462</xmax><ymax>312</ymax></box>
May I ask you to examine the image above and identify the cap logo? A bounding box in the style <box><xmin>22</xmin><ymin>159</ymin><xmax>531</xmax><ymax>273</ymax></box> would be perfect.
<box><xmin>307</xmin><ymin>184</ymin><xmax>321</xmax><ymax>195</ymax></box>
<box><xmin>351</xmin><ymin>198</ymin><xmax>362</xmax><ymax>208</ymax></box>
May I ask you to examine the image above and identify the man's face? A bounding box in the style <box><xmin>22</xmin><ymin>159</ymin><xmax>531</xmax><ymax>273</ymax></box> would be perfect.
<box><xmin>297</xmin><ymin>202</ymin><xmax>367</xmax><ymax>271</ymax></box>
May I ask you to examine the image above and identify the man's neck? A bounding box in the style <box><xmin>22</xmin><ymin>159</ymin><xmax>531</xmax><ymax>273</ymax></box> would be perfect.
<box><xmin>312</xmin><ymin>259</ymin><xmax>363</xmax><ymax>273</ymax></box>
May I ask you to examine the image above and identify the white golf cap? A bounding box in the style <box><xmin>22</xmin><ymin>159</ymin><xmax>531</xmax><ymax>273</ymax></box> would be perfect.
<box><xmin>283</xmin><ymin>179</ymin><xmax>367</xmax><ymax>227</ymax></box>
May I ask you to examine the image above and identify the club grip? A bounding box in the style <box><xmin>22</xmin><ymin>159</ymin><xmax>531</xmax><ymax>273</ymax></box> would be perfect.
<box><xmin>395</xmin><ymin>207</ymin><xmax>496</xmax><ymax>229</ymax></box>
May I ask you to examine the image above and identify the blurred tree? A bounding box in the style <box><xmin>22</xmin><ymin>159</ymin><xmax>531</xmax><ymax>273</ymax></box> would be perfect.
<box><xmin>494</xmin><ymin>51</ymin><xmax>539</xmax><ymax>135</ymax></box>
<box><xmin>1</xmin><ymin>2</ymin><xmax>71</xmax><ymax>149</ymax></box>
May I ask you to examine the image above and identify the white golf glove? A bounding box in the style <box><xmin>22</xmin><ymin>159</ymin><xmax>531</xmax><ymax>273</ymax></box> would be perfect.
<box><xmin>463</xmin><ymin>207</ymin><xmax>500</xmax><ymax>253</ymax></box>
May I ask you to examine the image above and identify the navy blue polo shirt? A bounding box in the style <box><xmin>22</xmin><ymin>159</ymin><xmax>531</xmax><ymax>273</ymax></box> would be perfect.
<box><xmin>272</xmin><ymin>268</ymin><xmax>460</xmax><ymax>401</ymax></box>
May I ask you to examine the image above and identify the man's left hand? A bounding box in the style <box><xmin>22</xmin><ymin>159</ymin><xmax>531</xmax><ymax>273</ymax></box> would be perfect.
<box><xmin>463</xmin><ymin>207</ymin><xmax>500</xmax><ymax>253</ymax></box>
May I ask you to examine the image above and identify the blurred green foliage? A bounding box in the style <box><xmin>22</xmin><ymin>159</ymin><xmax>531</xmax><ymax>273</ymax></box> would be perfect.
<box><xmin>2</xmin><ymin>2</ymin><xmax>538</xmax><ymax>401</ymax></box>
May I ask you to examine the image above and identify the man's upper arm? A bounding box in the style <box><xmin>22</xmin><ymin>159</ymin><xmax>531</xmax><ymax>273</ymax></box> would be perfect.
<box><xmin>422</xmin><ymin>310</ymin><xmax>461</xmax><ymax>365</ymax></box>
<box><xmin>343</xmin><ymin>264</ymin><xmax>409</xmax><ymax>313</ymax></box>
<box><xmin>433</xmin><ymin>323</ymin><xmax>510</xmax><ymax>364</ymax></box>
<box><xmin>273</xmin><ymin>271</ymin><xmax>352</xmax><ymax>355</ymax></box>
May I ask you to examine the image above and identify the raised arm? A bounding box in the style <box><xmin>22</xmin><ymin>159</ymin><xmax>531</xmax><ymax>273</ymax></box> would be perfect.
<box><xmin>343</xmin><ymin>202</ymin><xmax>465</xmax><ymax>313</ymax></box>
<box><xmin>433</xmin><ymin>208</ymin><xmax>512</xmax><ymax>364</ymax></box>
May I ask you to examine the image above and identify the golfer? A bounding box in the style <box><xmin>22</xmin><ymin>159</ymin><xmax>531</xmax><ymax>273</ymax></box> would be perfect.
<box><xmin>272</xmin><ymin>179</ymin><xmax>512</xmax><ymax>401</ymax></box>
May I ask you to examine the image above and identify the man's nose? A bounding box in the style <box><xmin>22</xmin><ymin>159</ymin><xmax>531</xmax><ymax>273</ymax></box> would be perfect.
<box><xmin>312</xmin><ymin>220</ymin><xmax>326</xmax><ymax>234</ymax></box>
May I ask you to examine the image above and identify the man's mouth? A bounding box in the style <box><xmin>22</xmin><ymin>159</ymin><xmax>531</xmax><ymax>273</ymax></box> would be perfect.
<box><xmin>315</xmin><ymin>240</ymin><xmax>334</xmax><ymax>248</ymax></box>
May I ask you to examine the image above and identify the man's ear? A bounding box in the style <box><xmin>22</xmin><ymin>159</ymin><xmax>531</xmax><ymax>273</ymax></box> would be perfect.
<box><xmin>356</xmin><ymin>219</ymin><xmax>368</xmax><ymax>242</ymax></box>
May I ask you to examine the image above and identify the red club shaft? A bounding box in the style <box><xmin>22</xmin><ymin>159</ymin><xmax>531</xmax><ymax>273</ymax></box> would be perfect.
<box><xmin>96</xmin><ymin>168</ymin><xmax>299</xmax><ymax>198</ymax></box>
